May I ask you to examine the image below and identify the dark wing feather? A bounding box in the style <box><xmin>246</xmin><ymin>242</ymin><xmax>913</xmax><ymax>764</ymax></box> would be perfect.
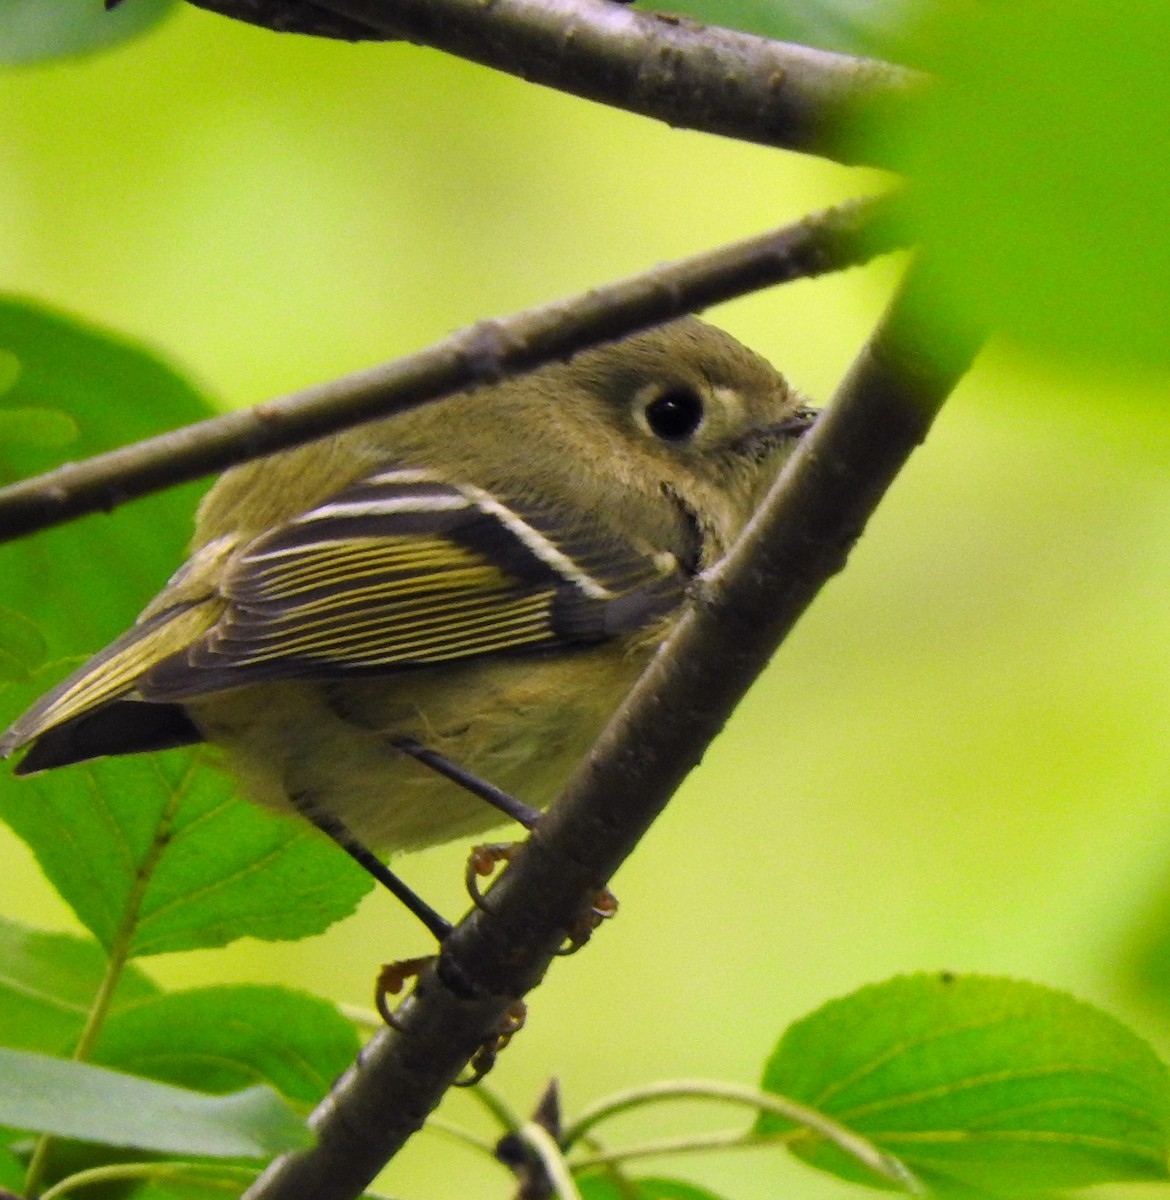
<box><xmin>12</xmin><ymin>700</ymin><xmax>203</xmax><ymax>775</ymax></box>
<box><xmin>140</xmin><ymin>466</ymin><xmax>684</xmax><ymax>701</ymax></box>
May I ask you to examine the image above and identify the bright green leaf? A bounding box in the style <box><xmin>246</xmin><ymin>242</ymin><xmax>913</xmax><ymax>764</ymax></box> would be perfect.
<box><xmin>0</xmin><ymin>405</ymin><xmax>79</xmax><ymax>449</ymax></box>
<box><xmin>0</xmin><ymin>743</ymin><xmax>371</xmax><ymax>957</ymax></box>
<box><xmin>579</xmin><ymin>1175</ymin><xmax>729</xmax><ymax>1200</ymax></box>
<box><xmin>884</xmin><ymin>0</ymin><xmax>1170</xmax><ymax>372</ymax></box>
<box><xmin>759</xmin><ymin>973</ymin><xmax>1170</xmax><ymax>1193</ymax></box>
<box><xmin>0</xmin><ymin>296</ymin><xmax>215</xmax><ymax>660</ymax></box>
<box><xmin>0</xmin><ymin>305</ymin><xmax>371</xmax><ymax>955</ymax></box>
<box><xmin>1123</xmin><ymin>871</ymin><xmax>1170</xmax><ymax>1017</ymax></box>
<box><xmin>0</xmin><ymin>1046</ymin><xmax>310</xmax><ymax>1158</ymax></box>
<box><xmin>0</xmin><ymin>1143</ymin><xmax>24</xmax><ymax>1190</ymax></box>
<box><xmin>0</xmin><ymin>348</ymin><xmax>20</xmax><ymax>395</ymax></box>
<box><xmin>0</xmin><ymin>915</ymin><xmax>157</xmax><ymax>1054</ymax></box>
<box><xmin>0</xmin><ymin>0</ymin><xmax>177</xmax><ymax>65</ymax></box>
<box><xmin>92</xmin><ymin>985</ymin><xmax>361</xmax><ymax>1103</ymax></box>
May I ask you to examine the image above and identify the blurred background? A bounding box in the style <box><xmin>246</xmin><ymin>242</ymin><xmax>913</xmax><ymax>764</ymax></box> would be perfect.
<box><xmin>3</xmin><ymin>5</ymin><xmax>1170</xmax><ymax>1198</ymax></box>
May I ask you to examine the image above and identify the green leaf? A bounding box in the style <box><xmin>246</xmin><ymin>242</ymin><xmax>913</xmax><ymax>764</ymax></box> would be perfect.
<box><xmin>1122</xmin><ymin>871</ymin><xmax>1170</xmax><ymax>1016</ymax></box>
<box><xmin>0</xmin><ymin>743</ymin><xmax>372</xmax><ymax>957</ymax></box>
<box><xmin>0</xmin><ymin>296</ymin><xmax>215</xmax><ymax>660</ymax></box>
<box><xmin>0</xmin><ymin>405</ymin><xmax>79</xmax><ymax>449</ymax></box>
<box><xmin>759</xmin><ymin>974</ymin><xmax>1170</xmax><ymax>1193</ymax></box>
<box><xmin>0</xmin><ymin>607</ymin><xmax>46</xmax><ymax>681</ymax></box>
<box><xmin>579</xmin><ymin>1176</ymin><xmax>729</xmax><ymax>1200</ymax></box>
<box><xmin>92</xmin><ymin>985</ymin><xmax>361</xmax><ymax>1103</ymax></box>
<box><xmin>0</xmin><ymin>1046</ymin><xmax>310</xmax><ymax>1158</ymax></box>
<box><xmin>0</xmin><ymin>303</ymin><xmax>370</xmax><ymax>950</ymax></box>
<box><xmin>883</xmin><ymin>0</ymin><xmax>1170</xmax><ymax>372</ymax></box>
<box><xmin>124</xmin><ymin>1176</ymin><xmax>261</xmax><ymax>1200</ymax></box>
<box><xmin>122</xmin><ymin>1172</ymin><xmax>386</xmax><ymax>1200</ymax></box>
<box><xmin>0</xmin><ymin>915</ymin><xmax>157</xmax><ymax>1054</ymax></box>
<box><xmin>0</xmin><ymin>1143</ymin><xmax>24</xmax><ymax>1190</ymax></box>
<box><xmin>0</xmin><ymin>0</ymin><xmax>177</xmax><ymax>65</ymax></box>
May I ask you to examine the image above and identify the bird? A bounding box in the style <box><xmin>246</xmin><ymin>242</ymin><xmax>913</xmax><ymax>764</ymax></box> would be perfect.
<box><xmin>1</xmin><ymin>318</ymin><xmax>813</xmax><ymax>929</ymax></box>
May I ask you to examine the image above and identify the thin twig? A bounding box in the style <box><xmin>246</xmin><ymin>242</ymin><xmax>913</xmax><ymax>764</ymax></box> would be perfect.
<box><xmin>570</xmin><ymin>1126</ymin><xmax>781</xmax><ymax>1171</ymax></box>
<box><xmin>0</xmin><ymin>195</ymin><xmax>903</xmax><ymax>546</ymax></box>
<box><xmin>506</xmin><ymin>1079</ymin><xmax>564</xmax><ymax>1200</ymax></box>
<box><xmin>517</xmin><ymin>1124</ymin><xmax>581</xmax><ymax>1200</ymax></box>
<box><xmin>241</xmin><ymin>259</ymin><xmax>985</xmax><ymax>1200</ymax></box>
<box><xmin>186</xmin><ymin>0</ymin><xmax>923</xmax><ymax>167</ymax></box>
<box><xmin>562</xmin><ymin>1078</ymin><xmax>921</xmax><ymax>1190</ymax></box>
<box><xmin>37</xmin><ymin>1162</ymin><xmax>258</xmax><ymax>1200</ymax></box>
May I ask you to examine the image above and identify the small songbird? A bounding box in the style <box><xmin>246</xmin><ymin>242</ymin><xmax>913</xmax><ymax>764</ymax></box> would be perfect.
<box><xmin>1</xmin><ymin>319</ymin><xmax>812</xmax><ymax>883</ymax></box>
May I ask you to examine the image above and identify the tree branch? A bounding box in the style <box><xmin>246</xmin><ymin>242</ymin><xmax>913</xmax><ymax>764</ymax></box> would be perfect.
<box><xmin>0</xmin><ymin>195</ymin><xmax>904</xmax><ymax>545</ymax></box>
<box><xmin>182</xmin><ymin>0</ymin><xmax>391</xmax><ymax>38</ymax></box>
<box><xmin>185</xmin><ymin>0</ymin><xmax>924</xmax><ymax>167</ymax></box>
<box><xmin>241</xmin><ymin>258</ymin><xmax>986</xmax><ymax>1200</ymax></box>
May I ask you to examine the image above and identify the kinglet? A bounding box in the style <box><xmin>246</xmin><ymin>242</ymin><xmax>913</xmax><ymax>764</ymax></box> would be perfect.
<box><xmin>1</xmin><ymin>319</ymin><xmax>811</xmax><ymax>859</ymax></box>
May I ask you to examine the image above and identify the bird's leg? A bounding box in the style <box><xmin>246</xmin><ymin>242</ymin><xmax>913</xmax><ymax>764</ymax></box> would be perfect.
<box><xmin>291</xmin><ymin>771</ymin><xmax>531</xmax><ymax>1079</ymax></box>
<box><xmin>374</xmin><ymin>945</ymin><xmax>527</xmax><ymax>1085</ymax></box>
<box><xmin>392</xmin><ymin>735</ymin><xmax>551</xmax><ymax>902</ymax></box>
<box><xmin>288</xmin><ymin>797</ymin><xmax>455</xmax><ymax>1044</ymax></box>
<box><xmin>375</xmin><ymin>955</ymin><xmax>437</xmax><ymax>1026</ymax></box>
<box><xmin>464</xmin><ymin>842</ymin><xmax>617</xmax><ymax>953</ymax></box>
<box><xmin>287</xmin><ymin>791</ymin><xmax>452</xmax><ymax>942</ymax></box>
<box><xmin>323</xmin><ymin>737</ymin><xmax>611</xmax><ymax>1077</ymax></box>
<box><xmin>558</xmin><ymin>888</ymin><xmax>618</xmax><ymax>953</ymax></box>
<box><xmin>456</xmin><ymin>1001</ymin><xmax>527</xmax><ymax>1086</ymax></box>
<box><xmin>391</xmin><ymin>739</ymin><xmax>549</xmax><ymax>909</ymax></box>
<box><xmin>391</xmin><ymin>738</ymin><xmax>618</xmax><ymax>951</ymax></box>
<box><xmin>464</xmin><ymin>841</ymin><xmax>520</xmax><ymax>907</ymax></box>
<box><xmin>392</xmin><ymin>736</ymin><xmax>542</xmax><ymax>829</ymax></box>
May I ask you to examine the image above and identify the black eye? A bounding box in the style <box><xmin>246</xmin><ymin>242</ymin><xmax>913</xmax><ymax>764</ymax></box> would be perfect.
<box><xmin>644</xmin><ymin>387</ymin><xmax>704</xmax><ymax>442</ymax></box>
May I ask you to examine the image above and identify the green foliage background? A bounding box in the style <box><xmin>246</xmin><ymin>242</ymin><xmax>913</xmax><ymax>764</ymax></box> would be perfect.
<box><xmin>3</xmin><ymin>5</ymin><xmax>1170</xmax><ymax>1198</ymax></box>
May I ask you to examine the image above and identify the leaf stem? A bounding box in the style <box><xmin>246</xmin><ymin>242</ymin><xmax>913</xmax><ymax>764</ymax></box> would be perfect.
<box><xmin>562</xmin><ymin>1079</ymin><xmax>922</xmax><ymax>1192</ymax></box>
<box><xmin>37</xmin><ymin>1161</ymin><xmax>258</xmax><ymax>1200</ymax></box>
<box><xmin>420</xmin><ymin>1116</ymin><xmax>500</xmax><ymax>1159</ymax></box>
<box><xmin>467</xmin><ymin>1081</ymin><xmax>526</xmax><ymax>1135</ymax></box>
<box><xmin>570</xmin><ymin>1125</ymin><xmax>786</xmax><ymax>1169</ymax></box>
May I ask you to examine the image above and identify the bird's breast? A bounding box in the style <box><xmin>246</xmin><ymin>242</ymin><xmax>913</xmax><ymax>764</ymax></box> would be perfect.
<box><xmin>186</xmin><ymin>635</ymin><xmax>661</xmax><ymax>854</ymax></box>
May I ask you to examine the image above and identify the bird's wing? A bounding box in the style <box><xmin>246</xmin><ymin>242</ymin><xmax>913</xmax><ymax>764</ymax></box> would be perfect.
<box><xmin>137</xmin><ymin>464</ymin><xmax>685</xmax><ymax>701</ymax></box>
<box><xmin>0</xmin><ymin>598</ymin><xmax>222</xmax><ymax>757</ymax></box>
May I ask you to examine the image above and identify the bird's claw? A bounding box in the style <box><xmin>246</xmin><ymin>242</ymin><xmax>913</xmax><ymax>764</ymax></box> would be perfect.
<box><xmin>375</xmin><ymin>954</ymin><xmax>435</xmax><ymax>1027</ymax></box>
<box><xmin>456</xmin><ymin>1001</ymin><xmax>527</xmax><ymax>1086</ymax></box>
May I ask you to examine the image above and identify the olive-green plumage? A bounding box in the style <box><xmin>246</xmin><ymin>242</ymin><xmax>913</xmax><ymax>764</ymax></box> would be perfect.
<box><xmin>1</xmin><ymin>319</ymin><xmax>809</xmax><ymax>853</ymax></box>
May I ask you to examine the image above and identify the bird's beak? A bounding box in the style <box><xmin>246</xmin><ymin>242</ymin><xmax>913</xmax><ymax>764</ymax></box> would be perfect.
<box><xmin>729</xmin><ymin>403</ymin><xmax>820</xmax><ymax>462</ymax></box>
<box><xmin>775</xmin><ymin>404</ymin><xmax>820</xmax><ymax>437</ymax></box>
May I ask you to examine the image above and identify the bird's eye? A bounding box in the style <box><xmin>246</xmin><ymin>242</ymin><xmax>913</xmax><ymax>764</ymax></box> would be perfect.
<box><xmin>643</xmin><ymin>387</ymin><xmax>705</xmax><ymax>442</ymax></box>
